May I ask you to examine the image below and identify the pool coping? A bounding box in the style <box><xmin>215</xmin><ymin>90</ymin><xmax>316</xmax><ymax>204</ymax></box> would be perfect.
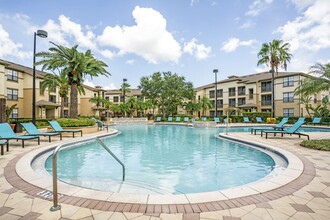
<box><xmin>5</xmin><ymin>131</ymin><xmax>315</xmax><ymax>214</ymax></box>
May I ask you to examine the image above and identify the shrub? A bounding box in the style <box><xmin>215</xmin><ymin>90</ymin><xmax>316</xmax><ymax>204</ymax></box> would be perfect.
<box><xmin>300</xmin><ymin>139</ymin><xmax>330</xmax><ymax>151</ymax></box>
<box><xmin>56</xmin><ymin>118</ymin><xmax>95</xmax><ymax>127</ymax></box>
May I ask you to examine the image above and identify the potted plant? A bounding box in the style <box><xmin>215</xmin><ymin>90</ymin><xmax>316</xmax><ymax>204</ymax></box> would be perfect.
<box><xmin>5</xmin><ymin>104</ymin><xmax>17</xmax><ymax>130</ymax></box>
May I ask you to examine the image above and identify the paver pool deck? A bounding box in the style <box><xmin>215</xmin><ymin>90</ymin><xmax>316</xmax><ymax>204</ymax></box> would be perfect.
<box><xmin>0</xmin><ymin>124</ymin><xmax>329</xmax><ymax>219</ymax></box>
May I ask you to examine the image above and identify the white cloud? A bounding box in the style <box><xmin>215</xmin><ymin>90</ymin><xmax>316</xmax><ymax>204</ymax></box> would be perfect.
<box><xmin>221</xmin><ymin>38</ymin><xmax>257</xmax><ymax>53</ymax></box>
<box><xmin>289</xmin><ymin>0</ymin><xmax>315</xmax><ymax>11</ymax></box>
<box><xmin>245</xmin><ymin>0</ymin><xmax>273</xmax><ymax>17</ymax></box>
<box><xmin>0</xmin><ymin>24</ymin><xmax>31</xmax><ymax>59</ymax></box>
<box><xmin>239</xmin><ymin>21</ymin><xmax>255</xmax><ymax>29</ymax></box>
<box><xmin>97</xmin><ymin>6</ymin><xmax>181</xmax><ymax>64</ymax></box>
<box><xmin>183</xmin><ymin>38</ymin><xmax>211</xmax><ymax>60</ymax></box>
<box><xmin>84</xmin><ymin>78</ymin><xmax>116</xmax><ymax>90</ymax></box>
<box><xmin>98</xmin><ymin>49</ymin><xmax>116</xmax><ymax>60</ymax></box>
<box><xmin>126</xmin><ymin>59</ymin><xmax>135</xmax><ymax>65</ymax></box>
<box><xmin>190</xmin><ymin>0</ymin><xmax>199</xmax><ymax>6</ymax></box>
<box><xmin>103</xmin><ymin>84</ymin><xmax>117</xmax><ymax>90</ymax></box>
<box><xmin>276</xmin><ymin>0</ymin><xmax>330</xmax><ymax>52</ymax></box>
<box><xmin>40</xmin><ymin>19</ymin><xmax>69</xmax><ymax>46</ymax></box>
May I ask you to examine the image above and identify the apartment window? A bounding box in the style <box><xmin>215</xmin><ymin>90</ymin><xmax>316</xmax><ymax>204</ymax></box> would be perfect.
<box><xmin>64</xmin><ymin>97</ymin><xmax>69</xmax><ymax>107</ymax></box>
<box><xmin>217</xmin><ymin>99</ymin><xmax>223</xmax><ymax>108</ymax></box>
<box><xmin>210</xmin><ymin>110</ymin><xmax>215</xmax><ymax>117</ymax></box>
<box><xmin>238</xmin><ymin>86</ymin><xmax>245</xmax><ymax>96</ymax></box>
<box><xmin>10</xmin><ymin>108</ymin><xmax>19</xmax><ymax>119</ymax></box>
<box><xmin>64</xmin><ymin>110</ymin><xmax>69</xmax><ymax>118</ymax></box>
<box><xmin>209</xmin><ymin>90</ymin><xmax>215</xmax><ymax>98</ymax></box>
<box><xmin>261</xmin><ymin>94</ymin><xmax>272</xmax><ymax>106</ymax></box>
<box><xmin>261</xmin><ymin>81</ymin><xmax>272</xmax><ymax>92</ymax></box>
<box><xmin>7</xmin><ymin>88</ymin><xmax>18</xmax><ymax>100</ymax></box>
<box><xmin>314</xmin><ymin>94</ymin><xmax>317</xmax><ymax>103</ymax></box>
<box><xmin>120</xmin><ymin>96</ymin><xmax>124</xmax><ymax>102</ymax></box>
<box><xmin>217</xmin><ymin>110</ymin><xmax>223</xmax><ymax>116</ymax></box>
<box><xmin>229</xmin><ymin>98</ymin><xmax>236</xmax><ymax>107</ymax></box>
<box><xmin>283</xmin><ymin>76</ymin><xmax>294</xmax><ymax>87</ymax></box>
<box><xmin>113</xmin><ymin>96</ymin><xmax>119</xmax><ymax>102</ymax></box>
<box><xmin>237</xmin><ymin>97</ymin><xmax>246</xmax><ymax>106</ymax></box>
<box><xmin>49</xmin><ymin>95</ymin><xmax>57</xmax><ymax>103</ymax></box>
<box><xmin>283</xmin><ymin>92</ymin><xmax>294</xmax><ymax>103</ymax></box>
<box><xmin>283</xmin><ymin>108</ymin><xmax>294</xmax><ymax>117</ymax></box>
<box><xmin>216</xmin><ymin>89</ymin><xmax>223</xmax><ymax>98</ymax></box>
<box><xmin>229</xmin><ymin>87</ymin><xmax>236</xmax><ymax>97</ymax></box>
<box><xmin>211</xmin><ymin>100</ymin><xmax>215</xmax><ymax>108</ymax></box>
<box><xmin>105</xmin><ymin>96</ymin><xmax>109</xmax><ymax>101</ymax></box>
<box><xmin>7</xmin><ymin>69</ymin><xmax>18</xmax><ymax>82</ymax></box>
<box><xmin>50</xmin><ymin>87</ymin><xmax>56</xmax><ymax>93</ymax></box>
<box><xmin>249</xmin><ymin>88</ymin><xmax>254</xmax><ymax>99</ymax></box>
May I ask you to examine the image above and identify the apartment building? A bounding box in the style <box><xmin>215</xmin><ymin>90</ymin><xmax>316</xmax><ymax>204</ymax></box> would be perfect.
<box><xmin>195</xmin><ymin>71</ymin><xmax>328</xmax><ymax>118</ymax></box>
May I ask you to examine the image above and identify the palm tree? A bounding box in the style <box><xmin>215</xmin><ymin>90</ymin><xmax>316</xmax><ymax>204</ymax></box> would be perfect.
<box><xmin>199</xmin><ymin>96</ymin><xmax>212</xmax><ymax>117</ymax></box>
<box><xmin>36</xmin><ymin>42</ymin><xmax>110</xmax><ymax>118</ymax></box>
<box><xmin>119</xmin><ymin>81</ymin><xmax>131</xmax><ymax>103</ymax></box>
<box><xmin>294</xmin><ymin>63</ymin><xmax>330</xmax><ymax>96</ymax></box>
<box><xmin>257</xmin><ymin>39</ymin><xmax>292</xmax><ymax>117</ymax></box>
<box><xmin>89</xmin><ymin>95</ymin><xmax>107</xmax><ymax>116</ymax></box>
<box><xmin>184</xmin><ymin>101</ymin><xmax>201</xmax><ymax>116</ymax></box>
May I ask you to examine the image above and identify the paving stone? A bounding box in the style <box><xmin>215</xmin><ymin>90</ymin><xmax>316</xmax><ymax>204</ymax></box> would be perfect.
<box><xmin>290</xmin><ymin>203</ymin><xmax>314</xmax><ymax>213</ymax></box>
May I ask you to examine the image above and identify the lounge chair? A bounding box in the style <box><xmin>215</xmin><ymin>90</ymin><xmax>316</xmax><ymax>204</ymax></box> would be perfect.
<box><xmin>21</xmin><ymin>122</ymin><xmax>62</xmax><ymax>142</ymax></box>
<box><xmin>176</xmin><ymin>117</ymin><xmax>181</xmax><ymax>122</ymax></box>
<box><xmin>261</xmin><ymin>120</ymin><xmax>309</xmax><ymax>140</ymax></box>
<box><xmin>224</xmin><ymin>118</ymin><xmax>229</xmax><ymax>124</ymax></box>
<box><xmin>202</xmin><ymin>117</ymin><xmax>207</xmax><ymax>121</ymax></box>
<box><xmin>243</xmin><ymin>117</ymin><xmax>250</xmax><ymax>123</ymax></box>
<box><xmin>48</xmin><ymin>121</ymin><xmax>82</xmax><ymax>138</ymax></box>
<box><xmin>184</xmin><ymin>117</ymin><xmax>189</xmax><ymax>122</ymax></box>
<box><xmin>310</xmin><ymin>117</ymin><xmax>321</xmax><ymax>125</ymax></box>
<box><xmin>92</xmin><ymin>118</ymin><xmax>110</xmax><ymax>132</ymax></box>
<box><xmin>168</xmin><ymin>116</ymin><xmax>173</xmax><ymax>122</ymax></box>
<box><xmin>0</xmin><ymin>123</ymin><xmax>40</xmax><ymax>148</ymax></box>
<box><xmin>0</xmin><ymin>139</ymin><xmax>7</xmax><ymax>155</ymax></box>
<box><xmin>214</xmin><ymin>117</ymin><xmax>220</xmax><ymax>123</ymax></box>
<box><xmin>256</xmin><ymin>117</ymin><xmax>263</xmax><ymax>123</ymax></box>
<box><xmin>250</xmin><ymin>117</ymin><xmax>288</xmax><ymax>135</ymax></box>
<box><xmin>155</xmin><ymin>117</ymin><xmax>162</xmax><ymax>122</ymax></box>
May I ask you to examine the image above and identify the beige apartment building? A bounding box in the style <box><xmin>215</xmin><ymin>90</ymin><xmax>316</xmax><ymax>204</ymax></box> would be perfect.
<box><xmin>195</xmin><ymin>71</ymin><xmax>328</xmax><ymax>118</ymax></box>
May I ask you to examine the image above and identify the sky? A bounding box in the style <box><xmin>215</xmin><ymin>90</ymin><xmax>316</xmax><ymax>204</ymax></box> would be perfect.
<box><xmin>0</xmin><ymin>0</ymin><xmax>329</xmax><ymax>89</ymax></box>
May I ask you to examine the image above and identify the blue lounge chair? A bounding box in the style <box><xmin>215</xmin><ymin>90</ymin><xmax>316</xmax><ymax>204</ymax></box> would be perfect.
<box><xmin>0</xmin><ymin>139</ymin><xmax>7</xmax><ymax>155</ymax></box>
<box><xmin>21</xmin><ymin>122</ymin><xmax>61</xmax><ymax>142</ymax></box>
<box><xmin>184</xmin><ymin>117</ymin><xmax>189</xmax><ymax>122</ymax></box>
<box><xmin>243</xmin><ymin>117</ymin><xmax>250</xmax><ymax>123</ymax></box>
<box><xmin>48</xmin><ymin>121</ymin><xmax>82</xmax><ymax>138</ymax></box>
<box><xmin>311</xmin><ymin>117</ymin><xmax>321</xmax><ymax>125</ymax></box>
<box><xmin>256</xmin><ymin>117</ymin><xmax>263</xmax><ymax>123</ymax></box>
<box><xmin>168</xmin><ymin>116</ymin><xmax>173</xmax><ymax>122</ymax></box>
<box><xmin>176</xmin><ymin>117</ymin><xmax>181</xmax><ymax>122</ymax></box>
<box><xmin>261</xmin><ymin>120</ymin><xmax>309</xmax><ymax>140</ymax></box>
<box><xmin>250</xmin><ymin>117</ymin><xmax>289</xmax><ymax>135</ymax></box>
<box><xmin>202</xmin><ymin>117</ymin><xmax>207</xmax><ymax>121</ymax></box>
<box><xmin>156</xmin><ymin>117</ymin><xmax>162</xmax><ymax>122</ymax></box>
<box><xmin>224</xmin><ymin>118</ymin><xmax>229</xmax><ymax>124</ymax></box>
<box><xmin>214</xmin><ymin>117</ymin><xmax>220</xmax><ymax>123</ymax></box>
<box><xmin>0</xmin><ymin>123</ymin><xmax>40</xmax><ymax>148</ymax></box>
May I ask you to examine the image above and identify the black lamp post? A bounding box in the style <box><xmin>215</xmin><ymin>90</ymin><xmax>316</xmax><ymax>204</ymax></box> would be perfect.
<box><xmin>32</xmin><ymin>30</ymin><xmax>48</xmax><ymax>125</ymax></box>
<box><xmin>122</xmin><ymin>78</ymin><xmax>127</xmax><ymax>103</ymax></box>
<box><xmin>213</xmin><ymin>69</ymin><xmax>218</xmax><ymax>117</ymax></box>
<box><xmin>269</xmin><ymin>68</ymin><xmax>275</xmax><ymax>118</ymax></box>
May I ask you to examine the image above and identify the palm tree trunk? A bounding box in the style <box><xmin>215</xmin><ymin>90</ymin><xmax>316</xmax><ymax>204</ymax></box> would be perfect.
<box><xmin>70</xmin><ymin>83</ymin><xmax>78</xmax><ymax>118</ymax></box>
<box><xmin>60</xmin><ymin>96</ymin><xmax>64</xmax><ymax>118</ymax></box>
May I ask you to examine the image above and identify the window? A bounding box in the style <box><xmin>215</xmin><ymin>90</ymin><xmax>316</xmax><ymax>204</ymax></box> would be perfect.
<box><xmin>7</xmin><ymin>69</ymin><xmax>18</xmax><ymax>81</ymax></box>
<box><xmin>113</xmin><ymin>96</ymin><xmax>119</xmax><ymax>102</ymax></box>
<box><xmin>229</xmin><ymin>98</ymin><xmax>236</xmax><ymax>107</ymax></box>
<box><xmin>314</xmin><ymin>94</ymin><xmax>317</xmax><ymax>103</ymax></box>
<box><xmin>283</xmin><ymin>108</ymin><xmax>294</xmax><ymax>117</ymax></box>
<box><xmin>261</xmin><ymin>94</ymin><xmax>272</xmax><ymax>106</ymax></box>
<box><xmin>217</xmin><ymin>99</ymin><xmax>223</xmax><ymax>108</ymax></box>
<box><xmin>261</xmin><ymin>81</ymin><xmax>272</xmax><ymax>92</ymax></box>
<box><xmin>283</xmin><ymin>76</ymin><xmax>294</xmax><ymax>87</ymax></box>
<box><xmin>217</xmin><ymin>89</ymin><xmax>223</xmax><ymax>98</ymax></box>
<box><xmin>210</xmin><ymin>110</ymin><xmax>215</xmax><ymax>117</ymax></box>
<box><xmin>120</xmin><ymin>96</ymin><xmax>124</xmax><ymax>102</ymax></box>
<box><xmin>283</xmin><ymin>92</ymin><xmax>294</xmax><ymax>103</ymax></box>
<box><xmin>64</xmin><ymin>110</ymin><xmax>69</xmax><ymax>118</ymax></box>
<box><xmin>238</xmin><ymin>86</ymin><xmax>245</xmax><ymax>95</ymax></box>
<box><xmin>249</xmin><ymin>88</ymin><xmax>254</xmax><ymax>99</ymax></box>
<box><xmin>229</xmin><ymin>87</ymin><xmax>236</xmax><ymax>96</ymax></box>
<box><xmin>217</xmin><ymin>110</ymin><xmax>223</xmax><ymax>116</ymax></box>
<box><xmin>209</xmin><ymin>90</ymin><xmax>215</xmax><ymax>98</ymax></box>
<box><xmin>10</xmin><ymin>108</ymin><xmax>18</xmax><ymax>119</ymax></box>
<box><xmin>237</xmin><ymin>97</ymin><xmax>246</xmax><ymax>106</ymax></box>
<box><xmin>105</xmin><ymin>96</ymin><xmax>109</xmax><ymax>101</ymax></box>
<box><xmin>49</xmin><ymin>95</ymin><xmax>57</xmax><ymax>103</ymax></box>
<box><xmin>7</xmin><ymin>88</ymin><xmax>18</xmax><ymax>100</ymax></box>
<box><xmin>64</xmin><ymin>97</ymin><xmax>69</xmax><ymax>107</ymax></box>
<box><xmin>50</xmin><ymin>87</ymin><xmax>56</xmax><ymax>93</ymax></box>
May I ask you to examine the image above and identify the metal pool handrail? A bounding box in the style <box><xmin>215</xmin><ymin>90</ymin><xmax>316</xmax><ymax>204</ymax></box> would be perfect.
<box><xmin>50</xmin><ymin>133</ymin><xmax>125</xmax><ymax>211</ymax></box>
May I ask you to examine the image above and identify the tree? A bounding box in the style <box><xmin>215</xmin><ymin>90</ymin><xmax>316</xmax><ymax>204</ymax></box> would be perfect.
<box><xmin>126</xmin><ymin>96</ymin><xmax>137</xmax><ymax>117</ymax></box>
<box><xmin>257</xmin><ymin>39</ymin><xmax>292</xmax><ymax>117</ymax></box>
<box><xmin>36</xmin><ymin>42</ymin><xmax>110</xmax><ymax>118</ymax></box>
<box><xmin>184</xmin><ymin>101</ymin><xmax>201</xmax><ymax>116</ymax></box>
<box><xmin>139</xmin><ymin>72</ymin><xmax>195</xmax><ymax>117</ymax></box>
<box><xmin>89</xmin><ymin>95</ymin><xmax>107</xmax><ymax>116</ymax></box>
<box><xmin>120</xmin><ymin>81</ymin><xmax>131</xmax><ymax>103</ymax></box>
<box><xmin>294</xmin><ymin>63</ymin><xmax>330</xmax><ymax>96</ymax></box>
<box><xmin>199</xmin><ymin>96</ymin><xmax>212</xmax><ymax>116</ymax></box>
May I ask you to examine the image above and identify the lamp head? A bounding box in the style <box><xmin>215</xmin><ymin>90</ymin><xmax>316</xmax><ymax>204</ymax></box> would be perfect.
<box><xmin>36</xmin><ymin>30</ymin><xmax>48</xmax><ymax>38</ymax></box>
<box><xmin>123</xmin><ymin>78</ymin><xmax>127</xmax><ymax>82</ymax></box>
<box><xmin>213</xmin><ymin>69</ymin><xmax>218</xmax><ymax>74</ymax></box>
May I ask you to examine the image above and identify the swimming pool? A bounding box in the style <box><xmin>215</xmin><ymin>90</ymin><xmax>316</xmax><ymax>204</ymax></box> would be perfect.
<box><xmin>42</xmin><ymin>125</ymin><xmax>287</xmax><ymax>195</ymax></box>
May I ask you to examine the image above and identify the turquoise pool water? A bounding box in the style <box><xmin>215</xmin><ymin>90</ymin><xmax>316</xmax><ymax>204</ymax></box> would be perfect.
<box><xmin>45</xmin><ymin>125</ymin><xmax>286</xmax><ymax>194</ymax></box>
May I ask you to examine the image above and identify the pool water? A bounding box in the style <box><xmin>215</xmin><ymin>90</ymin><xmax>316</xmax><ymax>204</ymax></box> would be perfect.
<box><xmin>45</xmin><ymin>125</ymin><xmax>286</xmax><ymax>194</ymax></box>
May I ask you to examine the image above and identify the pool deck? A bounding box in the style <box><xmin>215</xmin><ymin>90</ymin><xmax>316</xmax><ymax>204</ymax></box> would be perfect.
<box><xmin>0</xmin><ymin>124</ymin><xmax>330</xmax><ymax>219</ymax></box>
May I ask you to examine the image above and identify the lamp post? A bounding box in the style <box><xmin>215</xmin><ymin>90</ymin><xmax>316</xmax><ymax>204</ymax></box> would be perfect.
<box><xmin>269</xmin><ymin>68</ymin><xmax>275</xmax><ymax>118</ymax></box>
<box><xmin>213</xmin><ymin>69</ymin><xmax>218</xmax><ymax>117</ymax></box>
<box><xmin>122</xmin><ymin>78</ymin><xmax>127</xmax><ymax>103</ymax></box>
<box><xmin>32</xmin><ymin>30</ymin><xmax>48</xmax><ymax>125</ymax></box>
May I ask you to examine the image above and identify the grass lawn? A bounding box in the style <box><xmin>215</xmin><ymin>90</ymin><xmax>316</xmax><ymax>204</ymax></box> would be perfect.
<box><xmin>300</xmin><ymin>139</ymin><xmax>330</xmax><ymax>151</ymax></box>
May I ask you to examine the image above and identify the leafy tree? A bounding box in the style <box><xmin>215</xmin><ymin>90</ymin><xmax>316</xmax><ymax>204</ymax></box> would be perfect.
<box><xmin>89</xmin><ymin>95</ymin><xmax>107</xmax><ymax>116</ymax></box>
<box><xmin>120</xmin><ymin>81</ymin><xmax>131</xmax><ymax>103</ymax></box>
<box><xmin>139</xmin><ymin>72</ymin><xmax>195</xmax><ymax>117</ymax></box>
<box><xmin>184</xmin><ymin>101</ymin><xmax>201</xmax><ymax>116</ymax></box>
<box><xmin>36</xmin><ymin>42</ymin><xmax>110</xmax><ymax>118</ymax></box>
<box><xmin>298</xmin><ymin>96</ymin><xmax>312</xmax><ymax>117</ymax></box>
<box><xmin>257</xmin><ymin>39</ymin><xmax>292</xmax><ymax>117</ymax></box>
<box><xmin>126</xmin><ymin>96</ymin><xmax>137</xmax><ymax>117</ymax></box>
<box><xmin>199</xmin><ymin>96</ymin><xmax>212</xmax><ymax>116</ymax></box>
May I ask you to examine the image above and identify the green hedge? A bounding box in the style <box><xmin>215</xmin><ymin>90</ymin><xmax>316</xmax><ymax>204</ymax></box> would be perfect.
<box><xmin>300</xmin><ymin>139</ymin><xmax>330</xmax><ymax>151</ymax></box>
<box><xmin>55</xmin><ymin>118</ymin><xmax>95</xmax><ymax>127</ymax></box>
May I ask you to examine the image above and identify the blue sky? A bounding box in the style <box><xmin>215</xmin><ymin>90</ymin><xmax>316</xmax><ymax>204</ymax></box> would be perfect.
<box><xmin>0</xmin><ymin>0</ymin><xmax>329</xmax><ymax>89</ymax></box>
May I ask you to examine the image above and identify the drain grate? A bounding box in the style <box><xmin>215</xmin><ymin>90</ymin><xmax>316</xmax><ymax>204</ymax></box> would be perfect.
<box><xmin>37</xmin><ymin>190</ymin><xmax>63</xmax><ymax>200</ymax></box>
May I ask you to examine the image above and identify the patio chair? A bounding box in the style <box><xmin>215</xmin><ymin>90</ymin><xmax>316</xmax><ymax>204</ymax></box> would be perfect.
<box><xmin>202</xmin><ymin>117</ymin><xmax>207</xmax><ymax>121</ymax></box>
<box><xmin>91</xmin><ymin>118</ymin><xmax>110</xmax><ymax>132</ymax></box>
<box><xmin>0</xmin><ymin>139</ymin><xmax>7</xmax><ymax>155</ymax></box>
<box><xmin>214</xmin><ymin>117</ymin><xmax>220</xmax><ymax>123</ymax></box>
<box><xmin>224</xmin><ymin>118</ymin><xmax>229</xmax><ymax>124</ymax></box>
<box><xmin>243</xmin><ymin>117</ymin><xmax>250</xmax><ymax>123</ymax></box>
<box><xmin>184</xmin><ymin>117</ymin><xmax>189</xmax><ymax>122</ymax></box>
<box><xmin>21</xmin><ymin>122</ymin><xmax>62</xmax><ymax>142</ymax></box>
<box><xmin>250</xmin><ymin>117</ymin><xmax>289</xmax><ymax>135</ymax></box>
<box><xmin>176</xmin><ymin>117</ymin><xmax>181</xmax><ymax>122</ymax></box>
<box><xmin>48</xmin><ymin>121</ymin><xmax>82</xmax><ymax>138</ymax></box>
<box><xmin>310</xmin><ymin>117</ymin><xmax>321</xmax><ymax>125</ymax></box>
<box><xmin>261</xmin><ymin>120</ymin><xmax>309</xmax><ymax>140</ymax></box>
<box><xmin>0</xmin><ymin>123</ymin><xmax>40</xmax><ymax>148</ymax></box>
<box><xmin>256</xmin><ymin>117</ymin><xmax>263</xmax><ymax>123</ymax></box>
<box><xmin>155</xmin><ymin>117</ymin><xmax>162</xmax><ymax>122</ymax></box>
<box><xmin>168</xmin><ymin>116</ymin><xmax>173</xmax><ymax>122</ymax></box>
